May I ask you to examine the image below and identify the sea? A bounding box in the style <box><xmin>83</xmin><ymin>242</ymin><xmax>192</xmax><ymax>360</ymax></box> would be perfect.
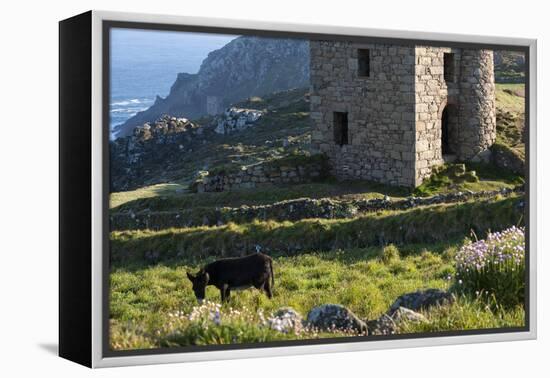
<box><xmin>110</xmin><ymin>28</ymin><xmax>237</xmax><ymax>138</ymax></box>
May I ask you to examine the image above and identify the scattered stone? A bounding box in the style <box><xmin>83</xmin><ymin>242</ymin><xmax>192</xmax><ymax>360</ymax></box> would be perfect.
<box><xmin>268</xmin><ymin>307</ymin><xmax>303</xmax><ymax>334</ymax></box>
<box><xmin>389</xmin><ymin>289</ymin><xmax>454</xmax><ymax>313</ymax></box>
<box><xmin>390</xmin><ymin>306</ymin><xmax>428</xmax><ymax>324</ymax></box>
<box><xmin>367</xmin><ymin>314</ymin><xmax>396</xmax><ymax>335</ymax></box>
<box><xmin>306</xmin><ymin>304</ymin><xmax>368</xmax><ymax>334</ymax></box>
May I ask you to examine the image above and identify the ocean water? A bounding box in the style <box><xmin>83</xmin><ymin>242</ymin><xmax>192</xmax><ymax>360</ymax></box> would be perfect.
<box><xmin>110</xmin><ymin>28</ymin><xmax>237</xmax><ymax>135</ymax></box>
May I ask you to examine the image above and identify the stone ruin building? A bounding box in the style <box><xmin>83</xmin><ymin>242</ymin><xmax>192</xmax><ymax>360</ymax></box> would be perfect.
<box><xmin>310</xmin><ymin>41</ymin><xmax>496</xmax><ymax>187</ymax></box>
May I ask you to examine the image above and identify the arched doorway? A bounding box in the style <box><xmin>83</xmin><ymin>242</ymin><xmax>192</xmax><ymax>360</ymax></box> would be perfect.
<box><xmin>441</xmin><ymin>104</ymin><xmax>458</xmax><ymax>156</ymax></box>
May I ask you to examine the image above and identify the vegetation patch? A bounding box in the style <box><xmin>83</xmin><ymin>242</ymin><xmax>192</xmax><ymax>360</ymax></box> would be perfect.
<box><xmin>413</xmin><ymin>163</ymin><xmax>522</xmax><ymax>197</ymax></box>
<box><xmin>454</xmin><ymin>226</ymin><xmax>525</xmax><ymax>308</ymax></box>
<box><xmin>494</xmin><ymin>53</ymin><xmax>525</xmax><ymax>84</ymax></box>
<box><xmin>491</xmin><ymin>142</ymin><xmax>525</xmax><ymax>175</ymax></box>
<box><xmin>495</xmin><ymin>83</ymin><xmax>525</xmax><ymax>164</ymax></box>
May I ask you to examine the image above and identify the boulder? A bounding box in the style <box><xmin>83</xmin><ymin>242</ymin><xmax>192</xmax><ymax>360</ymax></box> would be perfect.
<box><xmin>367</xmin><ymin>307</ymin><xmax>428</xmax><ymax>335</ymax></box>
<box><xmin>389</xmin><ymin>289</ymin><xmax>454</xmax><ymax>313</ymax></box>
<box><xmin>306</xmin><ymin>304</ymin><xmax>368</xmax><ymax>334</ymax></box>
<box><xmin>390</xmin><ymin>306</ymin><xmax>428</xmax><ymax>324</ymax></box>
<box><xmin>367</xmin><ymin>314</ymin><xmax>396</xmax><ymax>335</ymax></box>
<box><xmin>268</xmin><ymin>307</ymin><xmax>303</xmax><ymax>334</ymax></box>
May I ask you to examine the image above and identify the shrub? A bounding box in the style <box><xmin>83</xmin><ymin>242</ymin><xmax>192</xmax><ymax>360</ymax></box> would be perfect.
<box><xmin>454</xmin><ymin>226</ymin><xmax>525</xmax><ymax>308</ymax></box>
<box><xmin>380</xmin><ymin>244</ymin><xmax>400</xmax><ymax>264</ymax></box>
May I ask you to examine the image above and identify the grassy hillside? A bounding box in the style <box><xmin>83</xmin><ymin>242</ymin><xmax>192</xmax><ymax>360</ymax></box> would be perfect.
<box><xmin>495</xmin><ymin>83</ymin><xmax>525</xmax><ymax>161</ymax></box>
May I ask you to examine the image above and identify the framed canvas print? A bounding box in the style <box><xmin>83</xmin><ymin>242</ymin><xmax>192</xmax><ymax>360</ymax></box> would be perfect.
<box><xmin>59</xmin><ymin>10</ymin><xmax>537</xmax><ymax>368</ymax></box>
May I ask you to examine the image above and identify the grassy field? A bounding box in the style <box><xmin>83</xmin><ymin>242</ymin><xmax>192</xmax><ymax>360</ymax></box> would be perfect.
<box><xmin>108</xmin><ymin>82</ymin><xmax>527</xmax><ymax>351</ymax></box>
<box><xmin>110</xmin><ymin>240</ymin><xmax>524</xmax><ymax>350</ymax></box>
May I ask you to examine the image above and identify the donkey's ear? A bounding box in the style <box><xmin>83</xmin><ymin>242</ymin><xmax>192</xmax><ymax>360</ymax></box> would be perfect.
<box><xmin>186</xmin><ymin>272</ymin><xmax>195</xmax><ymax>281</ymax></box>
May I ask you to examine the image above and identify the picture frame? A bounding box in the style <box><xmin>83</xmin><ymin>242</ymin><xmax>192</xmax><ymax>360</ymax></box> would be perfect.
<box><xmin>59</xmin><ymin>10</ymin><xmax>537</xmax><ymax>368</ymax></box>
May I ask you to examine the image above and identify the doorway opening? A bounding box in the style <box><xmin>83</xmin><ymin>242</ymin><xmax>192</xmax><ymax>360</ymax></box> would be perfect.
<box><xmin>441</xmin><ymin>104</ymin><xmax>458</xmax><ymax>156</ymax></box>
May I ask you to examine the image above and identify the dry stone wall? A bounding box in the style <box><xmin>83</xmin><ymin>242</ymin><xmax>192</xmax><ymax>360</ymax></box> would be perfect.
<box><xmin>194</xmin><ymin>156</ymin><xmax>327</xmax><ymax>193</ymax></box>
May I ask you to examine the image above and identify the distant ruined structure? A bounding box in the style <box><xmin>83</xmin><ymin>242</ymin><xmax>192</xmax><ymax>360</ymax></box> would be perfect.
<box><xmin>310</xmin><ymin>41</ymin><xmax>496</xmax><ymax>187</ymax></box>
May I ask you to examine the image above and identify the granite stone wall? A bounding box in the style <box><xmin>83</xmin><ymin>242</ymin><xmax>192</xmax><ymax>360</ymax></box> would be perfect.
<box><xmin>193</xmin><ymin>158</ymin><xmax>326</xmax><ymax>193</ymax></box>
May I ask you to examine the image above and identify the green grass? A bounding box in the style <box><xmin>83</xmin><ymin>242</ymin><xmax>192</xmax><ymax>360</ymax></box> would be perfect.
<box><xmin>496</xmin><ymin>83</ymin><xmax>525</xmax><ymax>114</ymax></box>
<box><xmin>110</xmin><ymin>182</ymin><xmax>188</xmax><ymax>209</ymax></box>
<box><xmin>398</xmin><ymin>294</ymin><xmax>524</xmax><ymax>334</ymax></box>
<box><xmin>110</xmin><ymin>241</ymin><xmax>524</xmax><ymax>350</ymax></box>
<box><xmin>495</xmin><ymin>83</ymin><xmax>525</xmax><ymax>160</ymax></box>
<box><xmin>413</xmin><ymin>162</ymin><xmax>523</xmax><ymax>197</ymax></box>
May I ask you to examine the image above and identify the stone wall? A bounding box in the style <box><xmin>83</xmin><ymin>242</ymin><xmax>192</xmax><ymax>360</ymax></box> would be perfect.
<box><xmin>193</xmin><ymin>155</ymin><xmax>327</xmax><ymax>193</ymax></box>
<box><xmin>310</xmin><ymin>41</ymin><xmax>417</xmax><ymax>187</ymax></box>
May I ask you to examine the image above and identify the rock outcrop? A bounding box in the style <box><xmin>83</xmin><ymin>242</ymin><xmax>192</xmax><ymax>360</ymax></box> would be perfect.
<box><xmin>306</xmin><ymin>304</ymin><xmax>368</xmax><ymax>334</ymax></box>
<box><xmin>114</xmin><ymin>36</ymin><xmax>309</xmax><ymax>138</ymax></box>
<box><xmin>388</xmin><ymin>289</ymin><xmax>454</xmax><ymax>313</ymax></box>
<box><xmin>214</xmin><ymin>107</ymin><xmax>263</xmax><ymax>135</ymax></box>
<box><xmin>110</xmin><ymin>115</ymin><xmax>204</xmax><ymax>191</ymax></box>
<box><xmin>367</xmin><ymin>307</ymin><xmax>428</xmax><ymax>335</ymax></box>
